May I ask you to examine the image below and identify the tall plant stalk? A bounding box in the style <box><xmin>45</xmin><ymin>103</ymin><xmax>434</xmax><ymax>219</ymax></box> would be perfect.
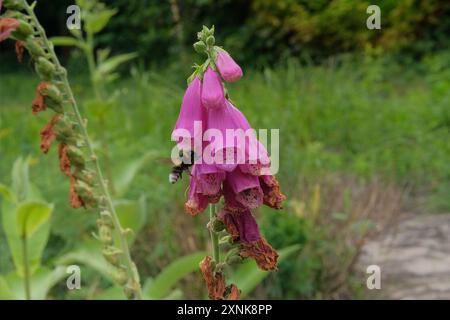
<box><xmin>21</xmin><ymin>0</ymin><xmax>142</xmax><ymax>299</ymax></box>
<box><xmin>209</xmin><ymin>204</ymin><xmax>220</xmax><ymax>263</ymax></box>
<box><xmin>21</xmin><ymin>236</ymin><xmax>31</xmax><ymax>300</ymax></box>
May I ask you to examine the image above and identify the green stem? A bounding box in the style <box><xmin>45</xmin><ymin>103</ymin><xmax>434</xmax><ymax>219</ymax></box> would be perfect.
<box><xmin>209</xmin><ymin>204</ymin><xmax>220</xmax><ymax>263</ymax></box>
<box><xmin>21</xmin><ymin>236</ymin><xmax>31</xmax><ymax>300</ymax></box>
<box><xmin>23</xmin><ymin>1</ymin><xmax>142</xmax><ymax>300</ymax></box>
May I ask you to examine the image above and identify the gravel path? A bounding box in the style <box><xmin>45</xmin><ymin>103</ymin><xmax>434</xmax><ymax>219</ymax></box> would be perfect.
<box><xmin>358</xmin><ymin>214</ymin><xmax>450</xmax><ymax>299</ymax></box>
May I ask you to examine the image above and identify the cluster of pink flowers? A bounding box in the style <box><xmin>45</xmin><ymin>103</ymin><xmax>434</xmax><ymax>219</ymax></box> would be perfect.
<box><xmin>172</xmin><ymin>47</ymin><xmax>286</xmax><ymax>271</ymax></box>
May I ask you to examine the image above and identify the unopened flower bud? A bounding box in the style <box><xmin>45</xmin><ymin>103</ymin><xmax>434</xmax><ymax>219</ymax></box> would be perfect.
<box><xmin>102</xmin><ymin>246</ymin><xmax>123</xmax><ymax>266</ymax></box>
<box><xmin>73</xmin><ymin>169</ymin><xmax>95</xmax><ymax>185</ymax></box>
<box><xmin>225</xmin><ymin>248</ymin><xmax>243</xmax><ymax>266</ymax></box>
<box><xmin>211</xmin><ymin>218</ymin><xmax>225</xmax><ymax>232</ymax></box>
<box><xmin>67</xmin><ymin>146</ymin><xmax>85</xmax><ymax>168</ymax></box>
<box><xmin>113</xmin><ymin>268</ymin><xmax>128</xmax><ymax>285</ymax></box>
<box><xmin>11</xmin><ymin>20</ymin><xmax>34</xmax><ymax>41</ymax></box>
<box><xmin>98</xmin><ymin>223</ymin><xmax>113</xmax><ymax>245</ymax></box>
<box><xmin>35</xmin><ymin>57</ymin><xmax>56</xmax><ymax>80</ymax></box>
<box><xmin>4</xmin><ymin>0</ymin><xmax>26</xmax><ymax>10</ymax></box>
<box><xmin>25</xmin><ymin>38</ymin><xmax>46</xmax><ymax>58</ymax></box>
<box><xmin>206</xmin><ymin>36</ymin><xmax>215</xmax><ymax>47</ymax></box>
<box><xmin>193</xmin><ymin>41</ymin><xmax>206</xmax><ymax>53</ymax></box>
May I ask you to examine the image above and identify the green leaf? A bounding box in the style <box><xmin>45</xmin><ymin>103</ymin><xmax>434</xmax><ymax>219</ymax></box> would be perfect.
<box><xmin>96</xmin><ymin>52</ymin><xmax>137</xmax><ymax>79</ymax></box>
<box><xmin>143</xmin><ymin>252</ymin><xmax>206</xmax><ymax>299</ymax></box>
<box><xmin>55</xmin><ymin>240</ymin><xmax>116</xmax><ymax>282</ymax></box>
<box><xmin>50</xmin><ymin>36</ymin><xmax>82</xmax><ymax>48</ymax></box>
<box><xmin>0</xmin><ymin>276</ymin><xmax>14</xmax><ymax>300</ymax></box>
<box><xmin>114</xmin><ymin>197</ymin><xmax>147</xmax><ymax>244</ymax></box>
<box><xmin>85</xmin><ymin>9</ymin><xmax>117</xmax><ymax>34</ymax></box>
<box><xmin>94</xmin><ymin>285</ymin><xmax>126</xmax><ymax>300</ymax></box>
<box><xmin>2</xmin><ymin>200</ymin><xmax>51</xmax><ymax>276</ymax></box>
<box><xmin>229</xmin><ymin>244</ymin><xmax>301</xmax><ymax>298</ymax></box>
<box><xmin>0</xmin><ymin>183</ymin><xmax>15</xmax><ymax>203</ymax></box>
<box><xmin>12</xmin><ymin>157</ymin><xmax>29</xmax><ymax>202</ymax></box>
<box><xmin>4</xmin><ymin>267</ymin><xmax>67</xmax><ymax>300</ymax></box>
<box><xmin>114</xmin><ymin>151</ymin><xmax>157</xmax><ymax>197</ymax></box>
<box><xmin>16</xmin><ymin>201</ymin><xmax>53</xmax><ymax>239</ymax></box>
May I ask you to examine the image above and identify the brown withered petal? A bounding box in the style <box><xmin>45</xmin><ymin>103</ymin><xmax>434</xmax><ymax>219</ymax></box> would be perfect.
<box><xmin>240</xmin><ymin>238</ymin><xmax>279</xmax><ymax>271</ymax></box>
<box><xmin>199</xmin><ymin>256</ymin><xmax>225</xmax><ymax>300</ymax></box>
<box><xmin>260</xmin><ymin>175</ymin><xmax>286</xmax><ymax>209</ymax></box>
<box><xmin>15</xmin><ymin>40</ymin><xmax>25</xmax><ymax>62</ymax></box>
<box><xmin>40</xmin><ymin>114</ymin><xmax>60</xmax><ymax>154</ymax></box>
<box><xmin>32</xmin><ymin>82</ymin><xmax>49</xmax><ymax>114</ymax></box>
<box><xmin>225</xmin><ymin>284</ymin><xmax>240</xmax><ymax>300</ymax></box>
<box><xmin>58</xmin><ymin>143</ymin><xmax>71</xmax><ymax>176</ymax></box>
<box><xmin>69</xmin><ymin>176</ymin><xmax>84</xmax><ymax>209</ymax></box>
<box><xmin>217</xmin><ymin>209</ymin><xmax>240</xmax><ymax>241</ymax></box>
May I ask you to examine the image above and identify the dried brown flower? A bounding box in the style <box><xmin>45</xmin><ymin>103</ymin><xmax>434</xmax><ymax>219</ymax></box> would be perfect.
<box><xmin>32</xmin><ymin>82</ymin><xmax>49</xmax><ymax>114</ymax></box>
<box><xmin>40</xmin><ymin>114</ymin><xmax>59</xmax><ymax>154</ymax></box>
<box><xmin>15</xmin><ymin>40</ymin><xmax>25</xmax><ymax>62</ymax></box>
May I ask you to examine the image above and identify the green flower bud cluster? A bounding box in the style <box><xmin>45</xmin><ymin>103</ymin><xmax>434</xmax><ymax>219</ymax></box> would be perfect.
<box><xmin>3</xmin><ymin>0</ymin><xmax>26</xmax><ymax>10</ymax></box>
<box><xmin>193</xmin><ymin>25</ymin><xmax>215</xmax><ymax>55</ymax></box>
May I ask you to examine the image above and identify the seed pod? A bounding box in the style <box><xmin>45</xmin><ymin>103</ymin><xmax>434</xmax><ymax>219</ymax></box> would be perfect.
<box><xmin>102</xmin><ymin>246</ymin><xmax>123</xmax><ymax>266</ymax></box>
<box><xmin>73</xmin><ymin>169</ymin><xmax>95</xmax><ymax>185</ymax></box>
<box><xmin>99</xmin><ymin>225</ymin><xmax>113</xmax><ymax>245</ymax></box>
<box><xmin>11</xmin><ymin>20</ymin><xmax>34</xmax><ymax>41</ymax></box>
<box><xmin>54</xmin><ymin>117</ymin><xmax>75</xmax><ymax>142</ymax></box>
<box><xmin>42</xmin><ymin>84</ymin><xmax>63</xmax><ymax>113</ymax></box>
<box><xmin>25</xmin><ymin>38</ymin><xmax>46</xmax><ymax>58</ymax></box>
<box><xmin>67</xmin><ymin>146</ymin><xmax>85</xmax><ymax>168</ymax></box>
<box><xmin>225</xmin><ymin>248</ymin><xmax>243</xmax><ymax>266</ymax></box>
<box><xmin>193</xmin><ymin>41</ymin><xmax>206</xmax><ymax>53</ymax></box>
<box><xmin>100</xmin><ymin>211</ymin><xmax>114</xmax><ymax>228</ymax></box>
<box><xmin>211</xmin><ymin>218</ymin><xmax>225</xmax><ymax>232</ymax></box>
<box><xmin>35</xmin><ymin>57</ymin><xmax>56</xmax><ymax>80</ymax></box>
<box><xmin>113</xmin><ymin>268</ymin><xmax>128</xmax><ymax>285</ymax></box>
<box><xmin>124</xmin><ymin>283</ymin><xmax>136</xmax><ymax>300</ymax></box>
<box><xmin>206</xmin><ymin>36</ymin><xmax>215</xmax><ymax>47</ymax></box>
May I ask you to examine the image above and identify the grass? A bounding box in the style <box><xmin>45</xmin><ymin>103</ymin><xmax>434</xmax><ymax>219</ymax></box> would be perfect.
<box><xmin>0</xmin><ymin>53</ymin><xmax>449</xmax><ymax>298</ymax></box>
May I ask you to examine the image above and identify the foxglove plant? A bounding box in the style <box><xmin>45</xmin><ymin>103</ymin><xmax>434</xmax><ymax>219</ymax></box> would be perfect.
<box><xmin>172</xmin><ymin>26</ymin><xmax>286</xmax><ymax>299</ymax></box>
<box><xmin>0</xmin><ymin>0</ymin><xmax>142</xmax><ymax>299</ymax></box>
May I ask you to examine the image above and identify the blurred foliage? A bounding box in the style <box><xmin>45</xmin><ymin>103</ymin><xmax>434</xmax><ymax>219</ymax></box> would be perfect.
<box><xmin>1</xmin><ymin>0</ymin><xmax>448</xmax><ymax>68</ymax></box>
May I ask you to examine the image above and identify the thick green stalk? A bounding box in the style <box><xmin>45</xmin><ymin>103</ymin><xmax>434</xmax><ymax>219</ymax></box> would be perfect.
<box><xmin>22</xmin><ymin>1</ymin><xmax>142</xmax><ymax>299</ymax></box>
<box><xmin>21</xmin><ymin>236</ymin><xmax>31</xmax><ymax>300</ymax></box>
<box><xmin>209</xmin><ymin>204</ymin><xmax>220</xmax><ymax>263</ymax></box>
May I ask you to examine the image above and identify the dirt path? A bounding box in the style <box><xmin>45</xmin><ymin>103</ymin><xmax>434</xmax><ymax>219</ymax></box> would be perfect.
<box><xmin>358</xmin><ymin>214</ymin><xmax>450</xmax><ymax>299</ymax></box>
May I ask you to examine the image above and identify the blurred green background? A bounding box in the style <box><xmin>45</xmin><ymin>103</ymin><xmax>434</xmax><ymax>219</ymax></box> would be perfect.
<box><xmin>0</xmin><ymin>0</ymin><xmax>449</xmax><ymax>299</ymax></box>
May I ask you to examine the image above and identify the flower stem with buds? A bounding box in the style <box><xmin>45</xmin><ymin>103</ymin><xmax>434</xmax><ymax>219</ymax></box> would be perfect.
<box><xmin>21</xmin><ymin>0</ymin><xmax>142</xmax><ymax>299</ymax></box>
